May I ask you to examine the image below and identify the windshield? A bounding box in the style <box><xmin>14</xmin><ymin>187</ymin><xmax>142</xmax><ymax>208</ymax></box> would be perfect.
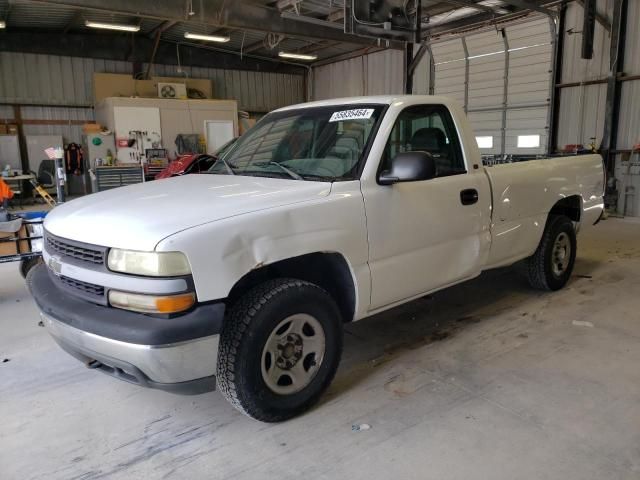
<box><xmin>209</xmin><ymin>104</ymin><xmax>385</xmax><ymax>181</ymax></box>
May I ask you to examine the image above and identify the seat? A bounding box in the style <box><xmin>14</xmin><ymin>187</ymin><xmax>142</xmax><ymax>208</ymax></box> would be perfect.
<box><xmin>409</xmin><ymin>128</ymin><xmax>454</xmax><ymax>176</ymax></box>
<box><xmin>34</xmin><ymin>160</ymin><xmax>57</xmax><ymax>201</ymax></box>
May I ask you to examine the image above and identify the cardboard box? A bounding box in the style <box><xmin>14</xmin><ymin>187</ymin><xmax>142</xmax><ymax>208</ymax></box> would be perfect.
<box><xmin>83</xmin><ymin>122</ymin><xmax>103</xmax><ymax>134</ymax></box>
<box><xmin>0</xmin><ymin>224</ymin><xmax>29</xmax><ymax>256</ymax></box>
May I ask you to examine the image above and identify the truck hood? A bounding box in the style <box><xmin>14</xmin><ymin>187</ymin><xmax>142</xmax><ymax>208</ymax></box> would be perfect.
<box><xmin>44</xmin><ymin>174</ymin><xmax>332</xmax><ymax>251</ymax></box>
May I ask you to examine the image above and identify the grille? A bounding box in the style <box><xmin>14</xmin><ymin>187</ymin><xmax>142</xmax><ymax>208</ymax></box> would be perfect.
<box><xmin>46</xmin><ymin>234</ymin><xmax>104</xmax><ymax>265</ymax></box>
<box><xmin>59</xmin><ymin>275</ymin><xmax>105</xmax><ymax>297</ymax></box>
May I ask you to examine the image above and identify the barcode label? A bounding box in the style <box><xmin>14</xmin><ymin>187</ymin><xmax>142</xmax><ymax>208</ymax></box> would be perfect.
<box><xmin>329</xmin><ymin>109</ymin><xmax>374</xmax><ymax>122</ymax></box>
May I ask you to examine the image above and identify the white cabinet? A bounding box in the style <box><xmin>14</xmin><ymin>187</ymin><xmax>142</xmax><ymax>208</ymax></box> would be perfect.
<box><xmin>95</xmin><ymin>97</ymin><xmax>238</xmax><ymax>160</ymax></box>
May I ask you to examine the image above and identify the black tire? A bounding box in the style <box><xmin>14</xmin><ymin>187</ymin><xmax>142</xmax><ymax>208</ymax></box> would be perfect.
<box><xmin>20</xmin><ymin>256</ymin><xmax>43</xmax><ymax>279</ymax></box>
<box><xmin>217</xmin><ymin>278</ymin><xmax>343</xmax><ymax>422</ymax></box>
<box><xmin>526</xmin><ymin>215</ymin><xmax>577</xmax><ymax>291</ymax></box>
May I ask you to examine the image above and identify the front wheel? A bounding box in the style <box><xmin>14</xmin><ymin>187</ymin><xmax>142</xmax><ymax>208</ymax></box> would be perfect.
<box><xmin>217</xmin><ymin>278</ymin><xmax>343</xmax><ymax>422</ymax></box>
<box><xmin>20</xmin><ymin>256</ymin><xmax>43</xmax><ymax>279</ymax></box>
<box><xmin>526</xmin><ymin>215</ymin><xmax>577</xmax><ymax>291</ymax></box>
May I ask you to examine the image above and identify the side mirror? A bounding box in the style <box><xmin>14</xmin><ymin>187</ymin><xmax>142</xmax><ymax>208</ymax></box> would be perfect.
<box><xmin>378</xmin><ymin>151</ymin><xmax>436</xmax><ymax>185</ymax></box>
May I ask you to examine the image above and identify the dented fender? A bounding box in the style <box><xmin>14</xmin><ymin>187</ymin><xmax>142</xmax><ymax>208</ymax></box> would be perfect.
<box><xmin>156</xmin><ymin>181</ymin><xmax>372</xmax><ymax>319</ymax></box>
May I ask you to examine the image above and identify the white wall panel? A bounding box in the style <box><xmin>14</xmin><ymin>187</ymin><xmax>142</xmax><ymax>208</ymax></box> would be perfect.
<box><xmin>312</xmin><ymin>50</ymin><xmax>405</xmax><ymax>100</ymax></box>
<box><xmin>312</xmin><ymin>56</ymin><xmax>365</xmax><ymax>100</ymax></box>
<box><xmin>617</xmin><ymin>81</ymin><xmax>640</xmax><ymax>150</ymax></box>
<box><xmin>555</xmin><ymin>0</ymin><xmax>639</xmax><ymax>153</ymax></box>
<box><xmin>366</xmin><ymin>50</ymin><xmax>404</xmax><ymax>95</ymax></box>
<box><xmin>556</xmin><ymin>83</ymin><xmax>607</xmax><ymax>149</ymax></box>
<box><xmin>411</xmin><ymin>47</ymin><xmax>432</xmax><ymax>95</ymax></box>
<box><xmin>561</xmin><ymin>0</ymin><xmax>611</xmax><ymax>82</ymax></box>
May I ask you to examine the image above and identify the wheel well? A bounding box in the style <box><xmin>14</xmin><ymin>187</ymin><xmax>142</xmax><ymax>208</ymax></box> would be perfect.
<box><xmin>549</xmin><ymin>195</ymin><xmax>581</xmax><ymax>223</ymax></box>
<box><xmin>226</xmin><ymin>252</ymin><xmax>356</xmax><ymax>323</ymax></box>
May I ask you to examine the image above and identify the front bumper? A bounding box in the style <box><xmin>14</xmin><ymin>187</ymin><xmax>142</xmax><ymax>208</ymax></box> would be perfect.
<box><xmin>29</xmin><ymin>264</ymin><xmax>224</xmax><ymax>394</ymax></box>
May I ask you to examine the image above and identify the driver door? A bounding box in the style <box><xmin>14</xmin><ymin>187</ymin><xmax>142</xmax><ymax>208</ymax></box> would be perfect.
<box><xmin>362</xmin><ymin>104</ymin><xmax>491</xmax><ymax>310</ymax></box>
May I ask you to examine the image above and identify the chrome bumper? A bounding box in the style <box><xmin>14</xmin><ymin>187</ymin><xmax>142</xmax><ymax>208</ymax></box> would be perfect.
<box><xmin>43</xmin><ymin>312</ymin><xmax>219</xmax><ymax>386</ymax></box>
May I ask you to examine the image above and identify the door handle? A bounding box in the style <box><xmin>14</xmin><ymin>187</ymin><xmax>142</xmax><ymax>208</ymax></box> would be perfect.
<box><xmin>460</xmin><ymin>188</ymin><xmax>479</xmax><ymax>205</ymax></box>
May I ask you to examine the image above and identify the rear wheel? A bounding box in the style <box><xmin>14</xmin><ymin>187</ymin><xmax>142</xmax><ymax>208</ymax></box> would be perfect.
<box><xmin>526</xmin><ymin>215</ymin><xmax>577</xmax><ymax>291</ymax></box>
<box><xmin>217</xmin><ymin>278</ymin><xmax>343</xmax><ymax>422</ymax></box>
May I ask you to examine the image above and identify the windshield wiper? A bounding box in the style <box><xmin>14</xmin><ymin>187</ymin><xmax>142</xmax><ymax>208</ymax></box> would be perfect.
<box><xmin>253</xmin><ymin>161</ymin><xmax>303</xmax><ymax>180</ymax></box>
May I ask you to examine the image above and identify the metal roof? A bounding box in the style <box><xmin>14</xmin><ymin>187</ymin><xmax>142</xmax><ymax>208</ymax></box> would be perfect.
<box><xmin>0</xmin><ymin>0</ymin><xmax>557</xmax><ymax>64</ymax></box>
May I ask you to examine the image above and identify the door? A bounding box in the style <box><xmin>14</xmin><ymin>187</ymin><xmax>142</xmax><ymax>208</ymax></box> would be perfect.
<box><xmin>205</xmin><ymin>120</ymin><xmax>235</xmax><ymax>154</ymax></box>
<box><xmin>362</xmin><ymin>104</ymin><xmax>491</xmax><ymax>310</ymax></box>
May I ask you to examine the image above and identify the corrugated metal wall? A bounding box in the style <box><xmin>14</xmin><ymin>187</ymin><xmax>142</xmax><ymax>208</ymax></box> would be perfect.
<box><xmin>555</xmin><ymin>0</ymin><xmax>612</xmax><ymax>149</ymax></box>
<box><xmin>555</xmin><ymin>0</ymin><xmax>640</xmax><ymax>216</ymax></box>
<box><xmin>312</xmin><ymin>50</ymin><xmax>406</xmax><ymax>100</ymax></box>
<box><xmin>556</xmin><ymin>0</ymin><xmax>640</xmax><ymax>151</ymax></box>
<box><xmin>0</xmin><ymin>51</ymin><xmax>305</xmax><ymax>144</ymax></box>
<box><xmin>0</xmin><ymin>51</ymin><xmax>305</xmax><ymax>112</ymax></box>
<box><xmin>616</xmin><ymin>0</ymin><xmax>640</xmax><ymax>150</ymax></box>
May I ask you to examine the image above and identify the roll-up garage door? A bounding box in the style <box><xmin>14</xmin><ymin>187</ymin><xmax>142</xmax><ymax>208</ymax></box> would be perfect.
<box><xmin>466</xmin><ymin>31</ymin><xmax>506</xmax><ymax>156</ymax></box>
<box><xmin>432</xmin><ymin>16</ymin><xmax>553</xmax><ymax>157</ymax></box>
<box><xmin>432</xmin><ymin>39</ymin><xmax>466</xmax><ymax>107</ymax></box>
<box><xmin>505</xmin><ymin>18</ymin><xmax>553</xmax><ymax>155</ymax></box>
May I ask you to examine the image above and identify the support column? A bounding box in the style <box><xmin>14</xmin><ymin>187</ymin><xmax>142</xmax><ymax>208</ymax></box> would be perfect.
<box><xmin>549</xmin><ymin>3</ymin><xmax>566</xmax><ymax>154</ymax></box>
<box><xmin>600</xmin><ymin>0</ymin><xmax>627</xmax><ymax>175</ymax></box>
<box><xmin>404</xmin><ymin>42</ymin><xmax>414</xmax><ymax>94</ymax></box>
<box><xmin>500</xmin><ymin>29</ymin><xmax>510</xmax><ymax>158</ymax></box>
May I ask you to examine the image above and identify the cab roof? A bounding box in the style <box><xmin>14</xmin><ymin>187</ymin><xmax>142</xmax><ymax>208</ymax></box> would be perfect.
<box><xmin>274</xmin><ymin>95</ymin><xmax>456</xmax><ymax>112</ymax></box>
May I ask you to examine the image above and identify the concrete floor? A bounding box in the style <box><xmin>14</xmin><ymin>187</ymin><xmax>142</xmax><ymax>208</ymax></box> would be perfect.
<box><xmin>1</xmin><ymin>218</ymin><xmax>639</xmax><ymax>480</ymax></box>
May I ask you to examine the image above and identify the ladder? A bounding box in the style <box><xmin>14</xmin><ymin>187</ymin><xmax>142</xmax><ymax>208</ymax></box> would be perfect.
<box><xmin>29</xmin><ymin>179</ymin><xmax>56</xmax><ymax>208</ymax></box>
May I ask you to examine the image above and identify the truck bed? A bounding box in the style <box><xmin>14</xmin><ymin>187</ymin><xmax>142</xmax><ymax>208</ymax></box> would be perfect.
<box><xmin>483</xmin><ymin>154</ymin><xmax>604</xmax><ymax>269</ymax></box>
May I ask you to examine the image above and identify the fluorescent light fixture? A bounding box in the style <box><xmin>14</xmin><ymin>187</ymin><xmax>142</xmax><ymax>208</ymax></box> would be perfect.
<box><xmin>184</xmin><ymin>32</ymin><xmax>230</xmax><ymax>43</ymax></box>
<box><xmin>278</xmin><ymin>51</ymin><xmax>318</xmax><ymax>61</ymax></box>
<box><xmin>476</xmin><ymin>136</ymin><xmax>493</xmax><ymax>149</ymax></box>
<box><xmin>517</xmin><ymin>134</ymin><xmax>541</xmax><ymax>148</ymax></box>
<box><xmin>0</xmin><ymin>20</ymin><xmax>5</xmax><ymax>28</ymax></box>
<box><xmin>85</xmin><ymin>20</ymin><xmax>140</xmax><ymax>32</ymax></box>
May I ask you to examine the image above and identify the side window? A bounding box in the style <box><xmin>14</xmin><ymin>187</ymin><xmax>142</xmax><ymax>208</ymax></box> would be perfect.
<box><xmin>381</xmin><ymin>105</ymin><xmax>466</xmax><ymax>178</ymax></box>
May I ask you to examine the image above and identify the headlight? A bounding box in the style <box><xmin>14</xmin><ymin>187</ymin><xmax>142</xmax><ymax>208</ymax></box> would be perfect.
<box><xmin>107</xmin><ymin>249</ymin><xmax>191</xmax><ymax>277</ymax></box>
<box><xmin>109</xmin><ymin>290</ymin><xmax>196</xmax><ymax>314</ymax></box>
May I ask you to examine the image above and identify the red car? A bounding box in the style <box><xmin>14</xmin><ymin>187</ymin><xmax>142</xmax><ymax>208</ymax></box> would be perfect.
<box><xmin>155</xmin><ymin>138</ymin><xmax>237</xmax><ymax>180</ymax></box>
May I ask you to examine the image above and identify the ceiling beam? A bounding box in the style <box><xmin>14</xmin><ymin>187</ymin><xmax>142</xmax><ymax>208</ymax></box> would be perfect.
<box><xmin>326</xmin><ymin>10</ymin><xmax>344</xmax><ymax>22</ymax></box>
<box><xmin>500</xmin><ymin>0</ymin><xmax>555</xmax><ymax>16</ymax></box>
<box><xmin>147</xmin><ymin>19</ymin><xmax>179</xmax><ymax>38</ymax></box>
<box><xmin>32</xmin><ymin>0</ymin><xmax>404</xmax><ymax>49</ymax></box>
<box><xmin>311</xmin><ymin>46</ymin><xmax>386</xmax><ymax>67</ymax></box>
<box><xmin>242</xmin><ymin>39</ymin><xmax>267</xmax><ymax>54</ymax></box>
<box><xmin>0</xmin><ymin>31</ymin><xmax>306</xmax><ymax>74</ymax></box>
<box><xmin>424</xmin><ymin>8</ymin><xmax>530</xmax><ymax>37</ymax></box>
<box><xmin>299</xmin><ymin>41</ymin><xmax>341</xmax><ymax>54</ymax></box>
<box><xmin>441</xmin><ymin>0</ymin><xmax>508</xmax><ymax>15</ymax></box>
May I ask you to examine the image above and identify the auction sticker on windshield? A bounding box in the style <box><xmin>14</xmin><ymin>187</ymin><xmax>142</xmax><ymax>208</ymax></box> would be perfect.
<box><xmin>329</xmin><ymin>109</ymin><xmax>375</xmax><ymax>122</ymax></box>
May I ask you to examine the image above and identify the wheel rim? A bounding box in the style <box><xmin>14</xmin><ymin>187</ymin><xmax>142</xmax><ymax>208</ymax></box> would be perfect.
<box><xmin>261</xmin><ymin>313</ymin><xmax>326</xmax><ymax>395</ymax></box>
<box><xmin>551</xmin><ymin>232</ymin><xmax>571</xmax><ymax>277</ymax></box>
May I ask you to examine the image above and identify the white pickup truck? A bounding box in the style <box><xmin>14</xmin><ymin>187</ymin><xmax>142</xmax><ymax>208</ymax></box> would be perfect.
<box><xmin>30</xmin><ymin>95</ymin><xmax>604</xmax><ymax>422</ymax></box>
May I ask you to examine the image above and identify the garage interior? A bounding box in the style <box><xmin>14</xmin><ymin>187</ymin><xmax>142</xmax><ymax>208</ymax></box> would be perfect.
<box><xmin>1</xmin><ymin>0</ymin><xmax>639</xmax><ymax>478</ymax></box>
